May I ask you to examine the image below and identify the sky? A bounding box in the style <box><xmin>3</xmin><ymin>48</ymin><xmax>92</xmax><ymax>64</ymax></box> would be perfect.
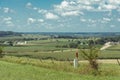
<box><xmin>0</xmin><ymin>0</ymin><xmax>120</xmax><ymax>32</ymax></box>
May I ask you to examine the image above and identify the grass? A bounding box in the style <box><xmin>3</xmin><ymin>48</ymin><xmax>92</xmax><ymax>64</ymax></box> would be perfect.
<box><xmin>0</xmin><ymin>60</ymin><xmax>120</xmax><ymax>80</ymax></box>
<box><xmin>0</xmin><ymin>61</ymin><xmax>80</xmax><ymax>80</ymax></box>
<box><xmin>1</xmin><ymin>56</ymin><xmax>120</xmax><ymax>75</ymax></box>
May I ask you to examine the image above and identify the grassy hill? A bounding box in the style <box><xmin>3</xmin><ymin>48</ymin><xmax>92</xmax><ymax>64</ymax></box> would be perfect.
<box><xmin>0</xmin><ymin>61</ymin><xmax>120</xmax><ymax>80</ymax></box>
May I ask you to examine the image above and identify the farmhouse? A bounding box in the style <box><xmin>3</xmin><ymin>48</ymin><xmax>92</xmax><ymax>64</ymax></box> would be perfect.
<box><xmin>16</xmin><ymin>41</ymin><xmax>27</xmax><ymax>45</ymax></box>
<box><xmin>106</xmin><ymin>42</ymin><xmax>120</xmax><ymax>45</ymax></box>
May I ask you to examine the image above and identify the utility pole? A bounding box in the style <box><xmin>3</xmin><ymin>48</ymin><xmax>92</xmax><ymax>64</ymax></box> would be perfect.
<box><xmin>74</xmin><ymin>50</ymin><xmax>79</xmax><ymax>68</ymax></box>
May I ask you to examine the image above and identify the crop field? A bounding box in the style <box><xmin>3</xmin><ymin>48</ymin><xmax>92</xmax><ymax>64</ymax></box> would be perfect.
<box><xmin>2</xmin><ymin>38</ymin><xmax>120</xmax><ymax>60</ymax></box>
<box><xmin>2</xmin><ymin>39</ymin><xmax>76</xmax><ymax>60</ymax></box>
<box><xmin>100</xmin><ymin>45</ymin><xmax>120</xmax><ymax>59</ymax></box>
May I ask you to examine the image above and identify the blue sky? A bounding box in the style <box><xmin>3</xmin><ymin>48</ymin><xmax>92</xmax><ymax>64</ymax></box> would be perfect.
<box><xmin>0</xmin><ymin>0</ymin><xmax>120</xmax><ymax>32</ymax></box>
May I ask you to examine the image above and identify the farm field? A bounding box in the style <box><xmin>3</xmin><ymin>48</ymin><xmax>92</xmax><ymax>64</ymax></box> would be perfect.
<box><xmin>2</xmin><ymin>39</ymin><xmax>120</xmax><ymax>60</ymax></box>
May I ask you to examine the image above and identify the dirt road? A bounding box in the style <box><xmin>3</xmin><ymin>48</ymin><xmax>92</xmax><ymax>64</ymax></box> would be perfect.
<box><xmin>79</xmin><ymin>59</ymin><xmax>120</xmax><ymax>64</ymax></box>
<box><xmin>100</xmin><ymin>42</ymin><xmax>112</xmax><ymax>50</ymax></box>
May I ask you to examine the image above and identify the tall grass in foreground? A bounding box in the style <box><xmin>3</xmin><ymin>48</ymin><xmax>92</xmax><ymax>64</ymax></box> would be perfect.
<box><xmin>0</xmin><ymin>56</ymin><xmax>120</xmax><ymax>76</ymax></box>
<box><xmin>0</xmin><ymin>61</ymin><xmax>120</xmax><ymax>80</ymax></box>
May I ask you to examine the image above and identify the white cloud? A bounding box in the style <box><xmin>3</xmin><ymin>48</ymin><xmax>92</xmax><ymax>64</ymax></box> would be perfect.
<box><xmin>118</xmin><ymin>18</ymin><xmax>120</xmax><ymax>22</ymax></box>
<box><xmin>55</xmin><ymin>0</ymin><xmax>69</xmax><ymax>10</ymax></box>
<box><xmin>3</xmin><ymin>7</ymin><xmax>14</xmax><ymax>13</ymax></box>
<box><xmin>3</xmin><ymin>7</ymin><xmax>9</xmax><ymax>13</ymax></box>
<box><xmin>22</xmin><ymin>0</ymin><xmax>120</xmax><ymax>30</ymax></box>
<box><xmin>69</xmin><ymin>1</ymin><xmax>76</xmax><ymax>5</ymax></box>
<box><xmin>26</xmin><ymin>2</ymin><xmax>32</xmax><ymax>8</ymax></box>
<box><xmin>80</xmin><ymin>18</ymin><xmax>86</xmax><ymax>22</ymax></box>
<box><xmin>53</xmin><ymin>0</ymin><xmax>93</xmax><ymax>17</ymax></box>
<box><xmin>88</xmin><ymin>23</ymin><xmax>97</xmax><ymax>27</ymax></box>
<box><xmin>99</xmin><ymin>18</ymin><xmax>111</xmax><ymax>23</ymax></box>
<box><xmin>61</xmin><ymin>0</ymin><xmax>69</xmax><ymax>8</ymax></box>
<box><xmin>38</xmin><ymin>19</ymin><xmax>44</xmax><ymax>23</ymax></box>
<box><xmin>3</xmin><ymin>17</ymin><xmax>14</xmax><ymax>27</ymax></box>
<box><xmin>33</xmin><ymin>7</ymin><xmax>38</xmax><ymax>10</ymax></box>
<box><xmin>38</xmin><ymin>9</ymin><xmax>48</xmax><ymax>14</ymax></box>
<box><xmin>61</xmin><ymin>11</ymin><xmax>80</xmax><ymax>16</ymax></box>
<box><xmin>26</xmin><ymin>2</ymin><xmax>41</xmax><ymax>12</ymax></box>
<box><xmin>45</xmin><ymin>12</ymin><xmax>59</xmax><ymax>20</ymax></box>
<box><xmin>88</xmin><ymin>19</ymin><xmax>97</xmax><ymax>23</ymax></box>
<box><xmin>3</xmin><ymin>17</ymin><xmax>12</xmax><ymax>21</ymax></box>
<box><xmin>101</xmin><ymin>4</ymin><xmax>117</xmax><ymax>10</ymax></box>
<box><xmin>27</xmin><ymin>18</ymin><xmax>45</xmax><ymax>25</ymax></box>
<box><xmin>110</xmin><ymin>25</ymin><xmax>115</xmax><ymax>28</ymax></box>
<box><xmin>27</xmin><ymin>18</ymin><xmax>36</xmax><ymax>24</ymax></box>
<box><xmin>5</xmin><ymin>21</ymin><xmax>14</xmax><ymax>26</ymax></box>
<box><xmin>53</xmin><ymin>0</ymin><xmax>120</xmax><ymax>16</ymax></box>
<box><xmin>97</xmin><ymin>0</ymin><xmax>120</xmax><ymax>11</ymax></box>
<box><xmin>103</xmin><ymin>18</ymin><xmax>111</xmax><ymax>22</ymax></box>
<box><xmin>108</xmin><ymin>0</ymin><xmax>120</xmax><ymax>4</ymax></box>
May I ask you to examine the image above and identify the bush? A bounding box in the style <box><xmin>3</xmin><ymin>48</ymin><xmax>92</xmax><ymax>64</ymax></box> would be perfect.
<box><xmin>0</xmin><ymin>47</ymin><xmax>4</xmax><ymax>58</ymax></box>
<box><xmin>80</xmin><ymin>45</ymin><xmax>100</xmax><ymax>75</ymax></box>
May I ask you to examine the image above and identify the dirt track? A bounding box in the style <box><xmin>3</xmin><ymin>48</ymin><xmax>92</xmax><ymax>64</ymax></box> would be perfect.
<box><xmin>79</xmin><ymin>59</ymin><xmax>120</xmax><ymax>64</ymax></box>
<box><xmin>100</xmin><ymin>42</ymin><xmax>112</xmax><ymax>50</ymax></box>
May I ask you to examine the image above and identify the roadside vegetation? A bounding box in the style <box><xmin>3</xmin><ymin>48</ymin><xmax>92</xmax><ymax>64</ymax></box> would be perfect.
<box><xmin>0</xmin><ymin>47</ymin><xmax>4</xmax><ymax>58</ymax></box>
<box><xmin>80</xmin><ymin>45</ymin><xmax>100</xmax><ymax>75</ymax></box>
<box><xmin>0</xmin><ymin>56</ymin><xmax>120</xmax><ymax>76</ymax></box>
<box><xmin>0</xmin><ymin>61</ymin><xmax>120</xmax><ymax>80</ymax></box>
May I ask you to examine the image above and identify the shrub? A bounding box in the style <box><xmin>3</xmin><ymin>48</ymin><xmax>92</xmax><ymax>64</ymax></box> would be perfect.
<box><xmin>80</xmin><ymin>45</ymin><xmax>100</xmax><ymax>75</ymax></box>
<box><xmin>0</xmin><ymin>47</ymin><xmax>4</xmax><ymax>58</ymax></box>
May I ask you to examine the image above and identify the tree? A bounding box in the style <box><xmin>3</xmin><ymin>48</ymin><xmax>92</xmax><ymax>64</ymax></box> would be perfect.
<box><xmin>0</xmin><ymin>47</ymin><xmax>4</xmax><ymax>58</ymax></box>
<box><xmin>80</xmin><ymin>45</ymin><xmax>100</xmax><ymax>75</ymax></box>
<box><xmin>69</xmin><ymin>42</ymin><xmax>78</xmax><ymax>48</ymax></box>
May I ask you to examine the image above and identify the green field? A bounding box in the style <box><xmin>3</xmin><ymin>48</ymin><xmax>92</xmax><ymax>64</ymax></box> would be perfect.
<box><xmin>100</xmin><ymin>45</ymin><xmax>120</xmax><ymax>59</ymax></box>
<box><xmin>2</xmin><ymin>39</ymin><xmax>120</xmax><ymax>60</ymax></box>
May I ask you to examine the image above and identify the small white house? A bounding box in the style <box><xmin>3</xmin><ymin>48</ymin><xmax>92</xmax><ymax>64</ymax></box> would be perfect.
<box><xmin>17</xmin><ymin>41</ymin><xmax>27</xmax><ymax>45</ymax></box>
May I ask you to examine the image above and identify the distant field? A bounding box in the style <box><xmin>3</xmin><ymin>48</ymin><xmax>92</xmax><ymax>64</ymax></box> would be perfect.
<box><xmin>100</xmin><ymin>45</ymin><xmax>120</xmax><ymax>59</ymax></box>
<box><xmin>107</xmin><ymin>45</ymin><xmax>120</xmax><ymax>50</ymax></box>
<box><xmin>3</xmin><ymin>39</ymin><xmax>75</xmax><ymax>60</ymax></box>
<box><xmin>4</xmin><ymin>43</ymin><xmax>120</xmax><ymax>60</ymax></box>
<box><xmin>1</xmin><ymin>38</ymin><xmax>120</xmax><ymax>60</ymax></box>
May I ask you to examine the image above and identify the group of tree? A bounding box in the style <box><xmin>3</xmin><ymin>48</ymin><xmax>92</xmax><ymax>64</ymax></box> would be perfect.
<box><xmin>0</xmin><ymin>31</ymin><xmax>21</xmax><ymax>37</ymax></box>
<box><xmin>56</xmin><ymin>36</ymin><xmax>120</xmax><ymax>49</ymax></box>
<box><xmin>95</xmin><ymin>36</ymin><xmax>120</xmax><ymax>45</ymax></box>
